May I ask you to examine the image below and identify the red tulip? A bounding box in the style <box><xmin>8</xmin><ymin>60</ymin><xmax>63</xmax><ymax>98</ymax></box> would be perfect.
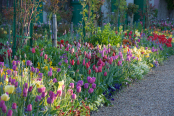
<box><xmin>88</xmin><ymin>69</ymin><xmax>91</xmax><ymax>75</ymax></box>
<box><xmin>77</xmin><ymin>60</ymin><xmax>80</xmax><ymax>65</ymax></box>
<box><xmin>71</xmin><ymin>60</ymin><xmax>74</xmax><ymax>65</ymax></box>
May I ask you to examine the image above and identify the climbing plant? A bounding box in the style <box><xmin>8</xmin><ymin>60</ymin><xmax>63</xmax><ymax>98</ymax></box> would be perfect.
<box><xmin>165</xmin><ymin>0</ymin><xmax>174</xmax><ymax>11</ymax></box>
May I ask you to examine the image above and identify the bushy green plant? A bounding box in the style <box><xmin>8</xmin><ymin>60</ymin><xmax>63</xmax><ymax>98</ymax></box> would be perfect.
<box><xmin>88</xmin><ymin>23</ymin><xmax>121</xmax><ymax>46</ymax></box>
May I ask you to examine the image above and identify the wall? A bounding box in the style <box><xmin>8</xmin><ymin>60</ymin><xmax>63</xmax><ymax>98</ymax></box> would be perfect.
<box><xmin>154</xmin><ymin>0</ymin><xmax>159</xmax><ymax>9</ymax></box>
<box><xmin>157</xmin><ymin>0</ymin><xmax>174</xmax><ymax>20</ymax></box>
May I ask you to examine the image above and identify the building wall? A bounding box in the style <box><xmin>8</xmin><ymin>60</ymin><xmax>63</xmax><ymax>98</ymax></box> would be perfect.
<box><xmin>157</xmin><ymin>0</ymin><xmax>174</xmax><ymax>20</ymax></box>
<box><xmin>154</xmin><ymin>0</ymin><xmax>159</xmax><ymax>9</ymax></box>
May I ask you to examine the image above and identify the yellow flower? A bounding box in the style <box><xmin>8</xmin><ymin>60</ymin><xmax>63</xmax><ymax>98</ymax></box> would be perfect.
<box><xmin>44</xmin><ymin>66</ymin><xmax>48</xmax><ymax>71</ymax></box>
<box><xmin>117</xmin><ymin>43</ymin><xmax>120</xmax><ymax>48</ymax></box>
<box><xmin>98</xmin><ymin>45</ymin><xmax>101</xmax><ymax>49</ymax></box>
<box><xmin>1</xmin><ymin>93</ymin><xmax>10</xmax><ymax>101</ymax></box>
<box><xmin>4</xmin><ymin>85</ymin><xmax>15</xmax><ymax>94</ymax></box>
<box><xmin>145</xmin><ymin>54</ymin><xmax>150</xmax><ymax>58</ymax></box>
<box><xmin>58</xmin><ymin>80</ymin><xmax>64</xmax><ymax>90</ymax></box>
<box><xmin>149</xmin><ymin>63</ymin><xmax>153</xmax><ymax>67</ymax></box>
<box><xmin>37</xmin><ymin>84</ymin><xmax>44</xmax><ymax>88</ymax></box>
<box><xmin>22</xmin><ymin>60</ymin><xmax>25</xmax><ymax>64</ymax></box>
<box><xmin>49</xmin><ymin>61</ymin><xmax>52</xmax><ymax>66</ymax></box>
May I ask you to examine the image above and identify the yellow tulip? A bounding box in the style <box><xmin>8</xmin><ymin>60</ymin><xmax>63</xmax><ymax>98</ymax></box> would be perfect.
<box><xmin>117</xmin><ymin>43</ymin><xmax>120</xmax><ymax>48</ymax></box>
<box><xmin>4</xmin><ymin>85</ymin><xmax>15</xmax><ymax>94</ymax></box>
<box><xmin>58</xmin><ymin>80</ymin><xmax>64</xmax><ymax>90</ymax></box>
<box><xmin>145</xmin><ymin>54</ymin><xmax>150</xmax><ymax>58</ymax></box>
<box><xmin>1</xmin><ymin>93</ymin><xmax>10</xmax><ymax>101</ymax></box>
<box><xmin>37</xmin><ymin>84</ymin><xmax>44</xmax><ymax>88</ymax></box>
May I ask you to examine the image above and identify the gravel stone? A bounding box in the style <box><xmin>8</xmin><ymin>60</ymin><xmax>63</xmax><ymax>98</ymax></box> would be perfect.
<box><xmin>92</xmin><ymin>56</ymin><xmax>174</xmax><ymax>116</ymax></box>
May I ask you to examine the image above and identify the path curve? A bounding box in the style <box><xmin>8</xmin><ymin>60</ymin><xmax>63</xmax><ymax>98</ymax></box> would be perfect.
<box><xmin>92</xmin><ymin>56</ymin><xmax>174</xmax><ymax>116</ymax></box>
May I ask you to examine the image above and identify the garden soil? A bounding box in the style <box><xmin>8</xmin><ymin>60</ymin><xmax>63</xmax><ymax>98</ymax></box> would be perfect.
<box><xmin>92</xmin><ymin>56</ymin><xmax>174</xmax><ymax>116</ymax></box>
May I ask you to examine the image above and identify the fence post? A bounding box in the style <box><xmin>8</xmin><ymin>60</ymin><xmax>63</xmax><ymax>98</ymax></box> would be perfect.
<box><xmin>71</xmin><ymin>22</ymin><xmax>73</xmax><ymax>37</ymax></box>
<box><xmin>12</xmin><ymin>0</ymin><xmax>16</xmax><ymax>58</ymax></box>
<box><xmin>52</xmin><ymin>14</ymin><xmax>57</xmax><ymax>47</ymax></box>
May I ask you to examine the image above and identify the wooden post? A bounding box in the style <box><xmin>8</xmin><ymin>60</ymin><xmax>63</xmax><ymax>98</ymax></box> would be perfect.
<box><xmin>52</xmin><ymin>14</ymin><xmax>57</xmax><ymax>47</ymax></box>
<box><xmin>71</xmin><ymin>22</ymin><xmax>73</xmax><ymax>36</ymax></box>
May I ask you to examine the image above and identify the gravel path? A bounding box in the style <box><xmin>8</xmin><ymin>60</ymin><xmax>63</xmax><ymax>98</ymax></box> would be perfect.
<box><xmin>92</xmin><ymin>56</ymin><xmax>174</xmax><ymax>116</ymax></box>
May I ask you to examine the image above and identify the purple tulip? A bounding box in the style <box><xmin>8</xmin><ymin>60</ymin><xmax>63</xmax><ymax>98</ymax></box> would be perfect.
<box><xmin>69</xmin><ymin>83</ymin><xmax>74</xmax><ymax>88</ymax></box>
<box><xmin>41</xmin><ymin>92</ymin><xmax>47</xmax><ymax>98</ymax></box>
<box><xmin>0</xmin><ymin>100</ymin><xmax>5</xmax><ymax>108</ymax></box>
<box><xmin>26</xmin><ymin>60</ymin><xmax>32</xmax><ymax>66</ymax></box>
<box><xmin>12</xmin><ymin>103</ymin><xmax>17</xmax><ymax>109</ymax></box>
<box><xmin>71</xmin><ymin>94</ymin><xmax>76</xmax><ymax>100</ymax></box>
<box><xmin>92</xmin><ymin>83</ymin><xmax>96</xmax><ymax>89</ymax></box>
<box><xmin>57</xmin><ymin>68</ymin><xmax>61</xmax><ymax>72</ymax></box>
<box><xmin>2</xmin><ymin>104</ymin><xmax>7</xmax><ymax>113</ymax></box>
<box><xmin>76</xmin><ymin>86</ymin><xmax>81</xmax><ymax>93</ymax></box>
<box><xmin>7</xmin><ymin>70</ymin><xmax>12</xmax><ymax>75</ymax></box>
<box><xmin>38</xmin><ymin>73</ymin><xmax>43</xmax><ymax>78</ymax></box>
<box><xmin>28</xmin><ymin>86</ymin><xmax>33</xmax><ymax>92</ymax></box>
<box><xmin>88</xmin><ymin>88</ymin><xmax>94</xmax><ymax>94</ymax></box>
<box><xmin>68</xmin><ymin>89</ymin><xmax>73</xmax><ymax>95</ymax></box>
<box><xmin>7</xmin><ymin>110</ymin><xmax>13</xmax><ymax>116</ymax></box>
<box><xmin>15</xmin><ymin>82</ymin><xmax>18</xmax><ymax>87</ymax></box>
<box><xmin>64</xmin><ymin>59</ymin><xmax>68</xmax><ymax>64</ymax></box>
<box><xmin>48</xmin><ymin>71</ymin><xmax>52</xmax><ymax>76</ymax></box>
<box><xmin>38</xmin><ymin>87</ymin><xmax>46</xmax><ymax>93</ymax></box>
<box><xmin>84</xmin><ymin>83</ymin><xmax>89</xmax><ymax>89</ymax></box>
<box><xmin>12</xmin><ymin>61</ymin><xmax>16</xmax><ymax>65</ymax></box>
<box><xmin>23</xmin><ymin>88</ymin><xmax>28</xmax><ymax>97</ymax></box>
<box><xmin>8</xmin><ymin>77</ymin><xmax>12</xmax><ymax>83</ymax></box>
<box><xmin>24</xmin><ymin>83</ymin><xmax>28</xmax><ymax>89</ymax></box>
<box><xmin>11</xmin><ymin>79</ymin><xmax>16</xmax><ymax>85</ymax></box>
<box><xmin>78</xmin><ymin>80</ymin><xmax>83</xmax><ymax>86</ymax></box>
<box><xmin>27</xmin><ymin>104</ymin><xmax>32</xmax><ymax>111</ymax></box>
<box><xmin>35</xmin><ymin>95</ymin><xmax>42</xmax><ymax>102</ymax></box>
<box><xmin>0</xmin><ymin>62</ymin><xmax>4</xmax><ymax>67</ymax></box>
<box><xmin>47</xmin><ymin>97</ymin><xmax>54</xmax><ymax>104</ymax></box>
<box><xmin>35</xmin><ymin>68</ymin><xmax>39</xmax><ymax>73</ymax></box>
<box><xmin>53</xmin><ymin>78</ymin><xmax>57</xmax><ymax>83</ymax></box>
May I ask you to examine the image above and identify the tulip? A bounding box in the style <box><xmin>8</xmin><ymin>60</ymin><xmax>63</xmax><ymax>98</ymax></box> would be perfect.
<box><xmin>2</xmin><ymin>104</ymin><xmax>7</xmax><ymax>113</ymax></box>
<box><xmin>84</xmin><ymin>83</ymin><xmax>89</xmax><ymax>89</ymax></box>
<box><xmin>57</xmin><ymin>90</ymin><xmax>62</xmax><ymax>97</ymax></box>
<box><xmin>44</xmin><ymin>54</ymin><xmax>48</xmax><ymax>60</ymax></box>
<box><xmin>91</xmin><ymin>77</ymin><xmax>96</xmax><ymax>83</ymax></box>
<box><xmin>95</xmin><ymin>67</ymin><xmax>98</xmax><ymax>73</ymax></box>
<box><xmin>7</xmin><ymin>70</ymin><xmax>12</xmax><ymax>75</ymax></box>
<box><xmin>57</xmin><ymin>68</ymin><xmax>61</xmax><ymax>72</ymax></box>
<box><xmin>88</xmin><ymin>88</ymin><xmax>94</xmax><ymax>94</ymax></box>
<box><xmin>38</xmin><ymin>87</ymin><xmax>46</xmax><ymax>93</ymax></box>
<box><xmin>0</xmin><ymin>62</ymin><xmax>4</xmax><ymax>67</ymax></box>
<box><xmin>92</xmin><ymin>83</ymin><xmax>96</xmax><ymax>89</ymax></box>
<box><xmin>82</xmin><ymin>59</ymin><xmax>85</xmax><ymax>65</ymax></box>
<box><xmin>117</xmin><ymin>60</ymin><xmax>122</xmax><ymax>66</ymax></box>
<box><xmin>69</xmin><ymin>83</ymin><xmax>74</xmax><ymax>89</ymax></box>
<box><xmin>88</xmin><ymin>69</ymin><xmax>91</xmax><ymax>75</ymax></box>
<box><xmin>13</xmin><ymin>71</ymin><xmax>17</xmax><ymax>77</ymax></box>
<box><xmin>12</xmin><ymin>103</ymin><xmax>17</xmax><ymax>109</ymax></box>
<box><xmin>15</xmin><ymin>82</ymin><xmax>18</xmax><ymax>87</ymax></box>
<box><xmin>7</xmin><ymin>110</ymin><xmax>13</xmax><ymax>116</ymax></box>
<box><xmin>38</xmin><ymin>73</ymin><xmax>43</xmax><ymax>78</ymax></box>
<box><xmin>98</xmin><ymin>66</ymin><xmax>102</xmax><ymax>72</ymax></box>
<box><xmin>86</xmin><ymin>62</ymin><xmax>89</xmax><ymax>69</ymax></box>
<box><xmin>23</xmin><ymin>88</ymin><xmax>28</xmax><ymax>97</ymax></box>
<box><xmin>35</xmin><ymin>95</ymin><xmax>42</xmax><ymax>102</ymax></box>
<box><xmin>5</xmin><ymin>85</ymin><xmax>15</xmax><ymax>94</ymax></box>
<box><xmin>71</xmin><ymin>60</ymin><xmax>74</xmax><ymax>65</ymax></box>
<box><xmin>92</xmin><ymin>65</ymin><xmax>96</xmax><ymax>70</ymax></box>
<box><xmin>12</xmin><ymin>61</ymin><xmax>16</xmax><ymax>65</ymax></box>
<box><xmin>78</xmin><ymin>80</ymin><xmax>83</xmax><ymax>86</ymax></box>
<box><xmin>28</xmin><ymin>86</ymin><xmax>33</xmax><ymax>92</ymax></box>
<box><xmin>47</xmin><ymin>97</ymin><xmax>54</xmax><ymax>104</ymax></box>
<box><xmin>27</xmin><ymin>104</ymin><xmax>32</xmax><ymax>112</ymax></box>
<box><xmin>40</xmin><ymin>52</ymin><xmax>43</xmax><ymax>56</ymax></box>
<box><xmin>76</xmin><ymin>86</ymin><xmax>81</xmax><ymax>93</ymax></box>
<box><xmin>71</xmin><ymin>94</ymin><xmax>76</xmax><ymax>100</ymax></box>
<box><xmin>26</xmin><ymin>60</ymin><xmax>32</xmax><ymax>66</ymax></box>
<box><xmin>11</xmin><ymin>79</ymin><xmax>15</xmax><ymax>85</ymax></box>
<box><xmin>1</xmin><ymin>93</ymin><xmax>10</xmax><ymax>101</ymax></box>
<box><xmin>70</xmin><ymin>48</ymin><xmax>74</xmax><ymax>54</ymax></box>
<box><xmin>0</xmin><ymin>100</ymin><xmax>5</xmax><ymax>108</ymax></box>
<box><xmin>77</xmin><ymin>60</ymin><xmax>80</xmax><ymax>65</ymax></box>
<box><xmin>41</xmin><ymin>92</ymin><xmax>47</xmax><ymax>98</ymax></box>
<box><xmin>32</xmin><ymin>48</ymin><xmax>35</xmax><ymax>53</ymax></box>
<box><xmin>53</xmin><ymin>78</ymin><xmax>57</xmax><ymax>83</ymax></box>
<box><xmin>104</xmin><ymin>72</ymin><xmax>107</xmax><ymax>76</ymax></box>
<box><xmin>48</xmin><ymin>71</ymin><xmax>52</xmax><ymax>76</ymax></box>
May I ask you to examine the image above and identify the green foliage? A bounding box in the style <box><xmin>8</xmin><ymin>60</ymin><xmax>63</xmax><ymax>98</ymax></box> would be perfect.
<box><xmin>127</xmin><ymin>3</ymin><xmax>139</xmax><ymax>17</ymax></box>
<box><xmin>165</xmin><ymin>0</ymin><xmax>174</xmax><ymax>10</ymax></box>
<box><xmin>87</xmin><ymin>23</ymin><xmax>121</xmax><ymax>46</ymax></box>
